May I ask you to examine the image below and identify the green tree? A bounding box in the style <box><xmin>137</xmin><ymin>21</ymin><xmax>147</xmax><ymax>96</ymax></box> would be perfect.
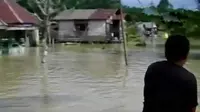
<box><xmin>65</xmin><ymin>0</ymin><xmax>120</xmax><ymax>9</ymax></box>
<box><xmin>157</xmin><ymin>0</ymin><xmax>173</xmax><ymax>12</ymax></box>
<box><xmin>18</xmin><ymin>0</ymin><xmax>66</xmax><ymax>63</ymax></box>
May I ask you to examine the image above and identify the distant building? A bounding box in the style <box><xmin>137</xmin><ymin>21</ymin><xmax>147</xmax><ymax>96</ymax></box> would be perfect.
<box><xmin>0</xmin><ymin>0</ymin><xmax>40</xmax><ymax>46</ymax></box>
<box><xmin>53</xmin><ymin>9</ymin><xmax>124</xmax><ymax>43</ymax></box>
<box><xmin>136</xmin><ymin>22</ymin><xmax>158</xmax><ymax>44</ymax></box>
<box><xmin>161</xmin><ymin>13</ymin><xmax>180</xmax><ymax>22</ymax></box>
<box><xmin>143</xmin><ymin>7</ymin><xmax>159</xmax><ymax>16</ymax></box>
<box><xmin>136</xmin><ymin>22</ymin><xmax>157</xmax><ymax>29</ymax></box>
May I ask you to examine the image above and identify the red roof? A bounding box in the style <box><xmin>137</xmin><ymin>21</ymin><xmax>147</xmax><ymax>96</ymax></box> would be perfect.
<box><xmin>89</xmin><ymin>9</ymin><xmax>118</xmax><ymax>20</ymax></box>
<box><xmin>113</xmin><ymin>14</ymin><xmax>126</xmax><ymax>20</ymax></box>
<box><xmin>89</xmin><ymin>9</ymin><xmax>125</xmax><ymax>20</ymax></box>
<box><xmin>0</xmin><ymin>0</ymin><xmax>38</xmax><ymax>24</ymax></box>
<box><xmin>0</xmin><ymin>19</ymin><xmax>7</xmax><ymax>26</ymax></box>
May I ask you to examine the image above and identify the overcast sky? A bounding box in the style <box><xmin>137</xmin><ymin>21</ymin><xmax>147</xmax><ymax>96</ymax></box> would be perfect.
<box><xmin>122</xmin><ymin>0</ymin><xmax>197</xmax><ymax>9</ymax></box>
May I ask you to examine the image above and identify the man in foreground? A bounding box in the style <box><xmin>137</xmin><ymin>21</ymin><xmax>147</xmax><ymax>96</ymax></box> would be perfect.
<box><xmin>143</xmin><ymin>35</ymin><xmax>198</xmax><ymax>112</ymax></box>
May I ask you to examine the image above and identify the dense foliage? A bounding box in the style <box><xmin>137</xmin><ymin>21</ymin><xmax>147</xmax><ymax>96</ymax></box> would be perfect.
<box><xmin>17</xmin><ymin>0</ymin><xmax>200</xmax><ymax>39</ymax></box>
<box><xmin>123</xmin><ymin>0</ymin><xmax>200</xmax><ymax>38</ymax></box>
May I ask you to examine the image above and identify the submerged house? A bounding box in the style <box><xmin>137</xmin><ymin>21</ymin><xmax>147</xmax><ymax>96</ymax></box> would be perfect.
<box><xmin>0</xmin><ymin>0</ymin><xmax>40</xmax><ymax>46</ymax></box>
<box><xmin>53</xmin><ymin>9</ymin><xmax>124</xmax><ymax>43</ymax></box>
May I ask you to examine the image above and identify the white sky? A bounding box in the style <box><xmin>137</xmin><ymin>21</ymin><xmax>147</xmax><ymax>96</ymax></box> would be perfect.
<box><xmin>122</xmin><ymin>0</ymin><xmax>197</xmax><ymax>9</ymax></box>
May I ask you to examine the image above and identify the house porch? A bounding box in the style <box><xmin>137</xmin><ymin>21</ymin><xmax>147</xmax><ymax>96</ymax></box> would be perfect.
<box><xmin>4</xmin><ymin>25</ymin><xmax>40</xmax><ymax>47</ymax></box>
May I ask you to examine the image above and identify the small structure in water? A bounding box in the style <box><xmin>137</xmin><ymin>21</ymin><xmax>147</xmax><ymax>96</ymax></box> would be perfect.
<box><xmin>136</xmin><ymin>22</ymin><xmax>158</xmax><ymax>46</ymax></box>
<box><xmin>0</xmin><ymin>0</ymin><xmax>40</xmax><ymax>47</ymax></box>
<box><xmin>0</xmin><ymin>38</ymin><xmax>25</xmax><ymax>55</ymax></box>
<box><xmin>53</xmin><ymin>9</ymin><xmax>125</xmax><ymax>43</ymax></box>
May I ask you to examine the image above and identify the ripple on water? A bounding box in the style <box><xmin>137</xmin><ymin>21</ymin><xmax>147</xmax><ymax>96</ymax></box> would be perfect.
<box><xmin>0</xmin><ymin>46</ymin><xmax>199</xmax><ymax>112</ymax></box>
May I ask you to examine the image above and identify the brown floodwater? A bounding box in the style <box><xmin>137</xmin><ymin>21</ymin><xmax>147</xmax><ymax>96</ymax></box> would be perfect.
<box><xmin>0</xmin><ymin>43</ymin><xmax>199</xmax><ymax>112</ymax></box>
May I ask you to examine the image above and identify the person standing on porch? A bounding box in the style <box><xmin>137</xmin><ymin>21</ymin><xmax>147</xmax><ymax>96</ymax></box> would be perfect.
<box><xmin>143</xmin><ymin>35</ymin><xmax>198</xmax><ymax>112</ymax></box>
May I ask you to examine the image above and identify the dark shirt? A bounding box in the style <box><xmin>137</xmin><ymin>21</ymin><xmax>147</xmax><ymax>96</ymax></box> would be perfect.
<box><xmin>143</xmin><ymin>61</ymin><xmax>198</xmax><ymax>112</ymax></box>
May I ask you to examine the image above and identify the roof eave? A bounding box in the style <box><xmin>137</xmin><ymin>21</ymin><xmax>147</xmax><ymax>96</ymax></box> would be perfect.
<box><xmin>53</xmin><ymin>18</ymin><xmax>109</xmax><ymax>21</ymax></box>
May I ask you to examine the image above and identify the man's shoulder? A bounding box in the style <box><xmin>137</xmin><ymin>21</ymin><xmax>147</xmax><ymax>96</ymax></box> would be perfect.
<box><xmin>147</xmin><ymin>61</ymin><xmax>196</xmax><ymax>84</ymax></box>
<box><xmin>148</xmin><ymin>60</ymin><xmax>166</xmax><ymax>69</ymax></box>
<box><xmin>180</xmin><ymin>68</ymin><xmax>196</xmax><ymax>82</ymax></box>
<box><xmin>145</xmin><ymin>61</ymin><xmax>166</xmax><ymax>75</ymax></box>
<box><xmin>147</xmin><ymin>60</ymin><xmax>195</xmax><ymax>76</ymax></box>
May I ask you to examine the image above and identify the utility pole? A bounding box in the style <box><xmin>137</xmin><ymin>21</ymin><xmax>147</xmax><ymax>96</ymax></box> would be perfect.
<box><xmin>119</xmin><ymin>0</ymin><xmax>128</xmax><ymax>66</ymax></box>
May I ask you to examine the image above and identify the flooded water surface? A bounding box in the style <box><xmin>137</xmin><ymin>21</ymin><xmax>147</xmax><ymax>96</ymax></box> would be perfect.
<box><xmin>0</xmin><ymin>44</ymin><xmax>200</xmax><ymax>112</ymax></box>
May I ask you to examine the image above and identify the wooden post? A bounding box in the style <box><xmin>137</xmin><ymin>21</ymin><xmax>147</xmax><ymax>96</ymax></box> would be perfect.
<box><xmin>41</xmin><ymin>39</ymin><xmax>48</xmax><ymax>63</ymax></box>
<box><xmin>32</xmin><ymin>28</ymin><xmax>40</xmax><ymax>46</ymax></box>
<box><xmin>52</xmin><ymin>37</ymin><xmax>55</xmax><ymax>48</ymax></box>
<box><xmin>48</xmin><ymin>27</ymin><xmax>51</xmax><ymax>46</ymax></box>
<box><xmin>120</xmin><ymin>0</ymin><xmax>128</xmax><ymax>66</ymax></box>
<box><xmin>25</xmin><ymin>31</ymin><xmax>30</xmax><ymax>47</ymax></box>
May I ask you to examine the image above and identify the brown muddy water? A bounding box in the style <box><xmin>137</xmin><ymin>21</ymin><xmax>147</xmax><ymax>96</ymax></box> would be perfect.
<box><xmin>0</xmin><ymin>44</ymin><xmax>199</xmax><ymax>112</ymax></box>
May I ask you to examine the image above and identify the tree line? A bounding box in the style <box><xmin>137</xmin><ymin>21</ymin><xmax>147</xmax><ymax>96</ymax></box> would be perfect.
<box><xmin>17</xmin><ymin>0</ymin><xmax>200</xmax><ymax>39</ymax></box>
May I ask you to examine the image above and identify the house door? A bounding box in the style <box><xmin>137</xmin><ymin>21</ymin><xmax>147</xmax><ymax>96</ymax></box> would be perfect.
<box><xmin>111</xmin><ymin>20</ymin><xmax>120</xmax><ymax>40</ymax></box>
<box><xmin>74</xmin><ymin>20</ymin><xmax>88</xmax><ymax>37</ymax></box>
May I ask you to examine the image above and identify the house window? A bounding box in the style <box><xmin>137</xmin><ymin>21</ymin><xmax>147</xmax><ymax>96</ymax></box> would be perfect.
<box><xmin>75</xmin><ymin>24</ymin><xmax>86</xmax><ymax>31</ymax></box>
<box><xmin>74</xmin><ymin>20</ymin><xmax>88</xmax><ymax>32</ymax></box>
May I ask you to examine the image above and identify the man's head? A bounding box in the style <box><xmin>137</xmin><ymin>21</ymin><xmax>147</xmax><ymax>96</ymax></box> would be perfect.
<box><xmin>165</xmin><ymin>35</ymin><xmax>190</xmax><ymax>66</ymax></box>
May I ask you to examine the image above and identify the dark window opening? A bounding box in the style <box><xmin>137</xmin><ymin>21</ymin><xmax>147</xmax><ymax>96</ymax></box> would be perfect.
<box><xmin>113</xmin><ymin>20</ymin><xmax>120</xmax><ymax>27</ymax></box>
<box><xmin>74</xmin><ymin>20</ymin><xmax>88</xmax><ymax>32</ymax></box>
<box><xmin>111</xmin><ymin>20</ymin><xmax>120</xmax><ymax>38</ymax></box>
<box><xmin>75</xmin><ymin>24</ymin><xmax>87</xmax><ymax>31</ymax></box>
<box><xmin>12</xmin><ymin>43</ymin><xmax>19</xmax><ymax>47</ymax></box>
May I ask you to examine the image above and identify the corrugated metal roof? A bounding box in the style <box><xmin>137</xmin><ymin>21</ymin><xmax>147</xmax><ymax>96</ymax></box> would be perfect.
<box><xmin>54</xmin><ymin>9</ymin><xmax>73</xmax><ymax>20</ymax></box>
<box><xmin>112</xmin><ymin>14</ymin><xmax>125</xmax><ymax>20</ymax></box>
<box><xmin>0</xmin><ymin>0</ymin><xmax>38</xmax><ymax>24</ymax></box>
<box><xmin>161</xmin><ymin>13</ymin><xmax>180</xmax><ymax>22</ymax></box>
<box><xmin>163</xmin><ymin>15</ymin><xmax>180</xmax><ymax>22</ymax></box>
<box><xmin>143</xmin><ymin>7</ymin><xmax>159</xmax><ymax>16</ymax></box>
<box><xmin>136</xmin><ymin>22</ymin><xmax>157</xmax><ymax>28</ymax></box>
<box><xmin>89</xmin><ymin>9</ymin><xmax>117</xmax><ymax>20</ymax></box>
<box><xmin>70</xmin><ymin>9</ymin><xmax>96</xmax><ymax>19</ymax></box>
<box><xmin>0</xmin><ymin>19</ymin><xmax>7</xmax><ymax>26</ymax></box>
<box><xmin>54</xmin><ymin>9</ymin><xmax>122</xmax><ymax>20</ymax></box>
<box><xmin>54</xmin><ymin>9</ymin><xmax>97</xmax><ymax>20</ymax></box>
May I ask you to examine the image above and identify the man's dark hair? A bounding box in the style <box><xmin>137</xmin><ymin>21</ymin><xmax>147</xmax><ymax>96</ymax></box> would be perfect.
<box><xmin>165</xmin><ymin>35</ymin><xmax>190</xmax><ymax>62</ymax></box>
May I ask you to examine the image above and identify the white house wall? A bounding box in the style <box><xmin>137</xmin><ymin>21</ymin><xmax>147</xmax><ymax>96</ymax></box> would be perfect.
<box><xmin>57</xmin><ymin>20</ymin><xmax>109</xmax><ymax>42</ymax></box>
<box><xmin>88</xmin><ymin>20</ymin><xmax>106</xmax><ymax>36</ymax></box>
<box><xmin>58</xmin><ymin>21</ymin><xmax>75</xmax><ymax>37</ymax></box>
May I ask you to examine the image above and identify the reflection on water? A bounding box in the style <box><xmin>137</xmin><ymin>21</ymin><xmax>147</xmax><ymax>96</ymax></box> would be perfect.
<box><xmin>0</xmin><ymin>44</ymin><xmax>199</xmax><ymax>112</ymax></box>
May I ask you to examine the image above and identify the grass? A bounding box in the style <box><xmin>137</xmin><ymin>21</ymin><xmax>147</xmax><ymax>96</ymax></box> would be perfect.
<box><xmin>126</xmin><ymin>31</ymin><xmax>200</xmax><ymax>48</ymax></box>
<box><xmin>189</xmin><ymin>38</ymin><xmax>200</xmax><ymax>44</ymax></box>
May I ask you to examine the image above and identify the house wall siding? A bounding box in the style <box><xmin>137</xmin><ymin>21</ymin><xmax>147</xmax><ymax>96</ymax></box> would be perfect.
<box><xmin>58</xmin><ymin>20</ymin><xmax>75</xmax><ymax>38</ymax></box>
<box><xmin>88</xmin><ymin>20</ymin><xmax>106</xmax><ymax>36</ymax></box>
<box><xmin>57</xmin><ymin>20</ymin><xmax>109</xmax><ymax>42</ymax></box>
